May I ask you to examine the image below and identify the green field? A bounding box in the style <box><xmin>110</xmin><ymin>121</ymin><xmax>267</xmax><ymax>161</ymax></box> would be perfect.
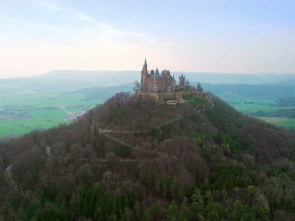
<box><xmin>257</xmin><ymin>117</ymin><xmax>295</xmax><ymax>129</ymax></box>
<box><xmin>222</xmin><ymin>96</ymin><xmax>295</xmax><ymax>131</ymax></box>
<box><xmin>0</xmin><ymin>91</ymin><xmax>102</xmax><ymax>139</ymax></box>
<box><xmin>225</xmin><ymin>97</ymin><xmax>280</xmax><ymax>113</ymax></box>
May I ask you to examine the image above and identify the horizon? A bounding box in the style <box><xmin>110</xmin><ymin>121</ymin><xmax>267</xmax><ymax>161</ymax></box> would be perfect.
<box><xmin>2</xmin><ymin>68</ymin><xmax>295</xmax><ymax>80</ymax></box>
<box><xmin>1</xmin><ymin>0</ymin><xmax>295</xmax><ymax>78</ymax></box>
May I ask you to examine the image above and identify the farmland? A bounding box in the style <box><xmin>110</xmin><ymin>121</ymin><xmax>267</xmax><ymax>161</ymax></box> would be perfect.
<box><xmin>222</xmin><ymin>95</ymin><xmax>295</xmax><ymax>131</ymax></box>
<box><xmin>258</xmin><ymin>117</ymin><xmax>295</xmax><ymax>128</ymax></box>
<box><xmin>0</xmin><ymin>91</ymin><xmax>102</xmax><ymax>140</ymax></box>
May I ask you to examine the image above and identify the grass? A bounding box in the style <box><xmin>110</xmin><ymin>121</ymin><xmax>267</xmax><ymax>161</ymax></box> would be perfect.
<box><xmin>223</xmin><ymin>96</ymin><xmax>295</xmax><ymax>113</ymax></box>
<box><xmin>0</xmin><ymin>91</ymin><xmax>102</xmax><ymax>139</ymax></box>
<box><xmin>258</xmin><ymin>117</ymin><xmax>295</xmax><ymax>129</ymax></box>
<box><xmin>221</xmin><ymin>95</ymin><xmax>295</xmax><ymax>130</ymax></box>
<box><xmin>223</xmin><ymin>97</ymin><xmax>284</xmax><ymax>113</ymax></box>
<box><xmin>182</xmin><ymin>93</ymin><xmax>201</xmax><ymax>107</ymax></box>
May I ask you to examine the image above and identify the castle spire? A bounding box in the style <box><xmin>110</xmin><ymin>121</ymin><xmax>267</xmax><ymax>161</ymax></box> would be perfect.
<box><xmin>155</xmin><ymin>68</ymin><xmax>159</xmax><ymax>76</ymax></box>
<box><xmin>142</xmin><ymin>58</ymin><xmax>148</xmax><ymax>74</ymax></box>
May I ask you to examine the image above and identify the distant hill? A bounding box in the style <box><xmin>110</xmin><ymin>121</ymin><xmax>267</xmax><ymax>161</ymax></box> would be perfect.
<box><xmin>1</xmin><ymin>93</ymin><xmax>295</xmax><ymax>220</ymax></box>
<box><xmin>0</xmin><ymin>77</ymin><xmax>92</xmax><ymax>94</ymax></box>
<box><xmin>1</xmin><ymin>70</ymin><xmax>295</xmax><ymax>95</ymax></box>
<box><xmin>183</xmin><ymin>73</ymin><xmax>295</xmax><ymax>85</ymax></box>
<box><xmin>275</xmin><ymin>78</ymin><xmax>295</xmax><ymax>86</ymax></box>
<box><xmin>76</xmin><ymin>84</ymin><xmax>133</xmax><ymax>100</ymax></box>
<box><xmin>38</xmin><ymin>70</ymin><xmax>139</xmax><ymax>86</ymax></box>
<box><xmin>202</xmin><ymin>82</ymin><xmax>295</xmax><ymax>98</ymax></box>
<box><xmin>40</xmin><ymin>70</ymin><xmax>295</xmax><ymax>85</ymax></box>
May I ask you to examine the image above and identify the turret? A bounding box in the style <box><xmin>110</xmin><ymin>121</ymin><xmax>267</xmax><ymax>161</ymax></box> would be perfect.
<box><xmin>141</xmin><ymin>58</ymin><xmax>148</xmax><ymax>91</ymax></box>
<box><xmin>154</xmin><ymin>68</ymin><xmax>160</xmax><ymax>92</ymax></box>
<box><xmin>179</xmin><ymin>74</ymin><xmax>185</xmax><ymax>87</ymax></box>
<box><xmin>143</xmin><ymin>58</ymin><xmax>148</xmax><ymax>73</ymax></box>
<box><xmin>155</xmin><ymin>68</ymin><xmax>160</xmax><ymax>77</ymax></box>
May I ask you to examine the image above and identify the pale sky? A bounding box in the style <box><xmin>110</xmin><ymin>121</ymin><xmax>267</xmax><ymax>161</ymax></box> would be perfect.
<box><xmin>0</xmin><ymin>0</ymin><xmax>295</xmax><ymax>78</ymax></box>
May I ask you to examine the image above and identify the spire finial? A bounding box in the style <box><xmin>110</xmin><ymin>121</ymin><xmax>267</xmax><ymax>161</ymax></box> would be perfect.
<box><xmin>144</xmin><ymin>58</ymin><xmax>147</xmax><ymax>65</ymax></box>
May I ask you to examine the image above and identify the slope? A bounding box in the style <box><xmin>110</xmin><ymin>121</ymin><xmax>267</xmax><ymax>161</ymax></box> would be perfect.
<box><xmin>0</xmin><ymin>93</ymin><xmax>295</xmax><ymax>220</ymax></box>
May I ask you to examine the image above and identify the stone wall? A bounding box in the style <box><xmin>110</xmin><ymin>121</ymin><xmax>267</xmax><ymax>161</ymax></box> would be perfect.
<box><xmin>134</xmin><ymin>90</ymin><xmax>208</xmax><ymax>103</ymax></box>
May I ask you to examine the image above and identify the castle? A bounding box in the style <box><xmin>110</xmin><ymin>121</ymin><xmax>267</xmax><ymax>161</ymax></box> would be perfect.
<box><xmin>140</xmin><ymin>59</ymin><xmax>186</xmax><ymax>92</ymax></box>
<box><xmin>134</xmin><ymin>59</ymin><xmax>208</xmax><ymax>103</ymax></box>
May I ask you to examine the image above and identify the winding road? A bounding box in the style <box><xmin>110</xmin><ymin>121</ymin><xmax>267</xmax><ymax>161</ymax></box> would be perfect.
<box><xmin>6</xmin><ymin>164</ymin><xmax>40</xmax><ymax>204</ymax></box>
<box><xmin>79</xmin><ymin>101</ymin><xmax>213</xmax><ymax>163</ymax></box>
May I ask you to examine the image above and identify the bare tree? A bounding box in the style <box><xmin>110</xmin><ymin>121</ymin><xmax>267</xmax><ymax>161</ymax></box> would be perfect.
<box><xmin>134</xmin><ymin>80</ymin><xmax>141</xmax><ymax>90</ymax></box>
<box><xmin>184</xmin><ymin>80</ymin><xmax>190</xmax><ymax>86</ymax></box>
<box><xmin>197</xmin><ymin>82</ymin><xmax>203</xmax><ymax>91</ymax></box>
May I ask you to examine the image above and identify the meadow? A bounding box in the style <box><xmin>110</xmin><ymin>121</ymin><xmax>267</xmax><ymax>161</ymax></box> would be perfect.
<box><xmin>258</xmin><ymin>117</ymin><xmax>295</xmax><ymax>129</ymax></box>
<box><xmin>0</xmin><ymin>91</ymin><xmax>102</xmax><ymax>140</ymax></box>
<box><xmin>222</xmin><ymin>95</ymin><xmax>295</xmax><ymax>131</ymax></box>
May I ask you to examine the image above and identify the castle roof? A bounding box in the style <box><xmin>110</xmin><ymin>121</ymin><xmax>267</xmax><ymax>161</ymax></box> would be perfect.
<box><xmin>172</xmin><ymin>75</ymin><xmax>176</xmax><ymax>82</ymax></box>
<box><xmin>155</xmin><ymin>68</ymin><xmax>160</xmax><ymax>76</ymax></box>
<box><xmin>162</xmin><ymin>69</ymin><xmax>168</xmax><ymax>73</ymax></box>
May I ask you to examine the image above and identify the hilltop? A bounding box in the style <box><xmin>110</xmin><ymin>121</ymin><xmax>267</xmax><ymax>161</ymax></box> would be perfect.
<box><xmin>0</xmin><ymin>93</ymin><xmax>295</xmax><ymax>220</ymax></box>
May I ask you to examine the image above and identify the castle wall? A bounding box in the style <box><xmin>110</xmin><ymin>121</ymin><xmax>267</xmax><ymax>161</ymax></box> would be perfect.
<box><xmin>154</xmin><ymin>76</ymin><xmax>160</xmax><ymax>92</ymax></box>
<box><xmin>146</xmin><ymin>78</ymin><xmax>154</xmax><ymax>92</ymax></box>
<box><xmin>144</xmin><ymin>76</ymin><xmax>174</xmax><ymax>93</ymax></box>
<box><xmin>135</xmin><ymin>90</ymin><xmax>208</xmax><ymax>103</ymax></box>
<box><xmin>179</xmin><ymin>77</ymin><xmax>185</xmax><ymax>87</ymax></box>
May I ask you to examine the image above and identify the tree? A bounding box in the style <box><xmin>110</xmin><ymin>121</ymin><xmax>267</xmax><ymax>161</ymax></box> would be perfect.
<box><xmin>192</xmin><ymin>189</ymin><xmax>204</xmax><ymax>216</ymax></box>
<box><xmin>77</xmin><ymin>163</ymin><xmax>92</xmax><ymax>185</ymax></box>
<box><xmin>106</xmin><ymin>152</ymin><xmax>119</xmax><ymax>170</ymax></box>
<box><xmin>166</xmin><ymin>200</ymin><xmax>179</xmax><ymax>221</ymax></box>
<box><xmin>196</xmin><ymin>83</ymin><xmax>203</xmax><ymax>91</ymax></box>
<box><xmin>166</xmin><ymin>200</ymin><xmax>188</xmax><ymax>221</ymax></box>
<box><xmin>155</xmin><ymin>174</ymin><xmax>172</xmax><ymax>198</ymax></box>
<box><xmin>143</xmin><ymin>202</ymin><xmax>160</xmax><ymax>220</ymax></box>
<box><xmin>134</xmin><ymin>80</ymin><xmax>141</xmax><ymax>90</ymax></box>
<box><xmin>184</xmin><ymin>80</ymin><xmax>190</xmax><ymax>86</ymax></box>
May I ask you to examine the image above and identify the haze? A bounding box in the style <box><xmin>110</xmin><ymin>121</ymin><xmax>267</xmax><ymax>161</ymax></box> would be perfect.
<box><xmin>1</xmin><ymin>0</ymin><xmax>295</xmax><ymax>79</ymax></box>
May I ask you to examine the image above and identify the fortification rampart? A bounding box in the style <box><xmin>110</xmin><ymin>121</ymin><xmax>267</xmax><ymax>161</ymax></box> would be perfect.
<box><xmin>133</xmin><ymin>90</ymin><xmax>208</xmax><ymax>103</ymax></box>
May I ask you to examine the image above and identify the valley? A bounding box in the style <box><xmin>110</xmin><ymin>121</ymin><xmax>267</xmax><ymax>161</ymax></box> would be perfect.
<box><xmin>0</xmin><ymin>91</ymin><xmax>102</xmax><ymax>140</ymax></box>
<box><xmin>2</xmin><ymin>82</ymin><xmax>295</xmax><ymax>141</ymax></box>
<box><xmin>220</xmin><ymin>96</ymin><xmax>295</xmax><ymax>132</ymax></box>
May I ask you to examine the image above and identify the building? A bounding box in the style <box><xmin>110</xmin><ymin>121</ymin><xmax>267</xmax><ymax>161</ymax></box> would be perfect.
<box><xmin>134</xmin><ymin>59</ymin><xmax>208</xmax><ymax>103</ymax></box>
<box><xmin>141</xmin><ymin>59</ymin><xmax>178</xmax><ymax>92</ymax></box>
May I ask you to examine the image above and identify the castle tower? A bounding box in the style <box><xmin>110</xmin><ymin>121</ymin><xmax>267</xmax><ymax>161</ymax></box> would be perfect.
<box><xmin>143</xmin><ymin>58</ymin><xmax>147</xmax><ymax>73</ymax></box>
<box><xmin>154</xmin><ymin>68</ymin><xmax>160</xmax><ymax>92</ymax></box>
<box><xmin>171</xmin><ymin>75</ymin><xmax>176</xmax><ymax>92</ymax></box>
<box><xmin>150</xmin><ymin>69</ymin><xmax>155</xmax><ymax>76</ymax></box>
<box><xmin>179</xmin><ymin>74</ymin><xmax>185</xmax><ymax>87</ymax></box>
<box><xmin>141</xmin><ymin>58</ymin><xmax>148</xmax><ymax>91</ymax></box>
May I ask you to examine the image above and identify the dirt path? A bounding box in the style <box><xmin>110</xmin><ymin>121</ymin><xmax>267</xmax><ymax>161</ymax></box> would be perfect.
<box><xmin>92</xmin><ymin>100</ymin><xmax>213</xmax><ymax>163</ymax></box>
<box><xmin>5</xmin><ymin>164</ymin><xmax>40</xmax><ymax>204</ymax></box>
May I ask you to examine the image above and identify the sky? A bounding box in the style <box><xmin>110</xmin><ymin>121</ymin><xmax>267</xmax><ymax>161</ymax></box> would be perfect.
<box><xmin>0</xmin><ymin>0</ymin><xmax>295</xmax><ymax>78</ymax></box>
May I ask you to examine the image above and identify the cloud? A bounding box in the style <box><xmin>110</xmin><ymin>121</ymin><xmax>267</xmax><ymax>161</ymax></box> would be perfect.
<box><xmin>33</xmin><ymin>0</ymin><xmax>157</xmax><ymax>43</ymax></box>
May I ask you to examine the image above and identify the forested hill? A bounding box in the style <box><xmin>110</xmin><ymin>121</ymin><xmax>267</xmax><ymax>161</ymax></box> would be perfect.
<box><xmin>1</xmin><ymin>93</ymin><xmax>295</xmax><ymax>220</ymax></box>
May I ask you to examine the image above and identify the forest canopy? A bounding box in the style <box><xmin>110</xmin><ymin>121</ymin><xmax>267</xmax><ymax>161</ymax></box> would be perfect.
<box><xmin>0</xmin><ymin>92</ymin><xmax>295</xmax><ymax>220</ymax></box>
